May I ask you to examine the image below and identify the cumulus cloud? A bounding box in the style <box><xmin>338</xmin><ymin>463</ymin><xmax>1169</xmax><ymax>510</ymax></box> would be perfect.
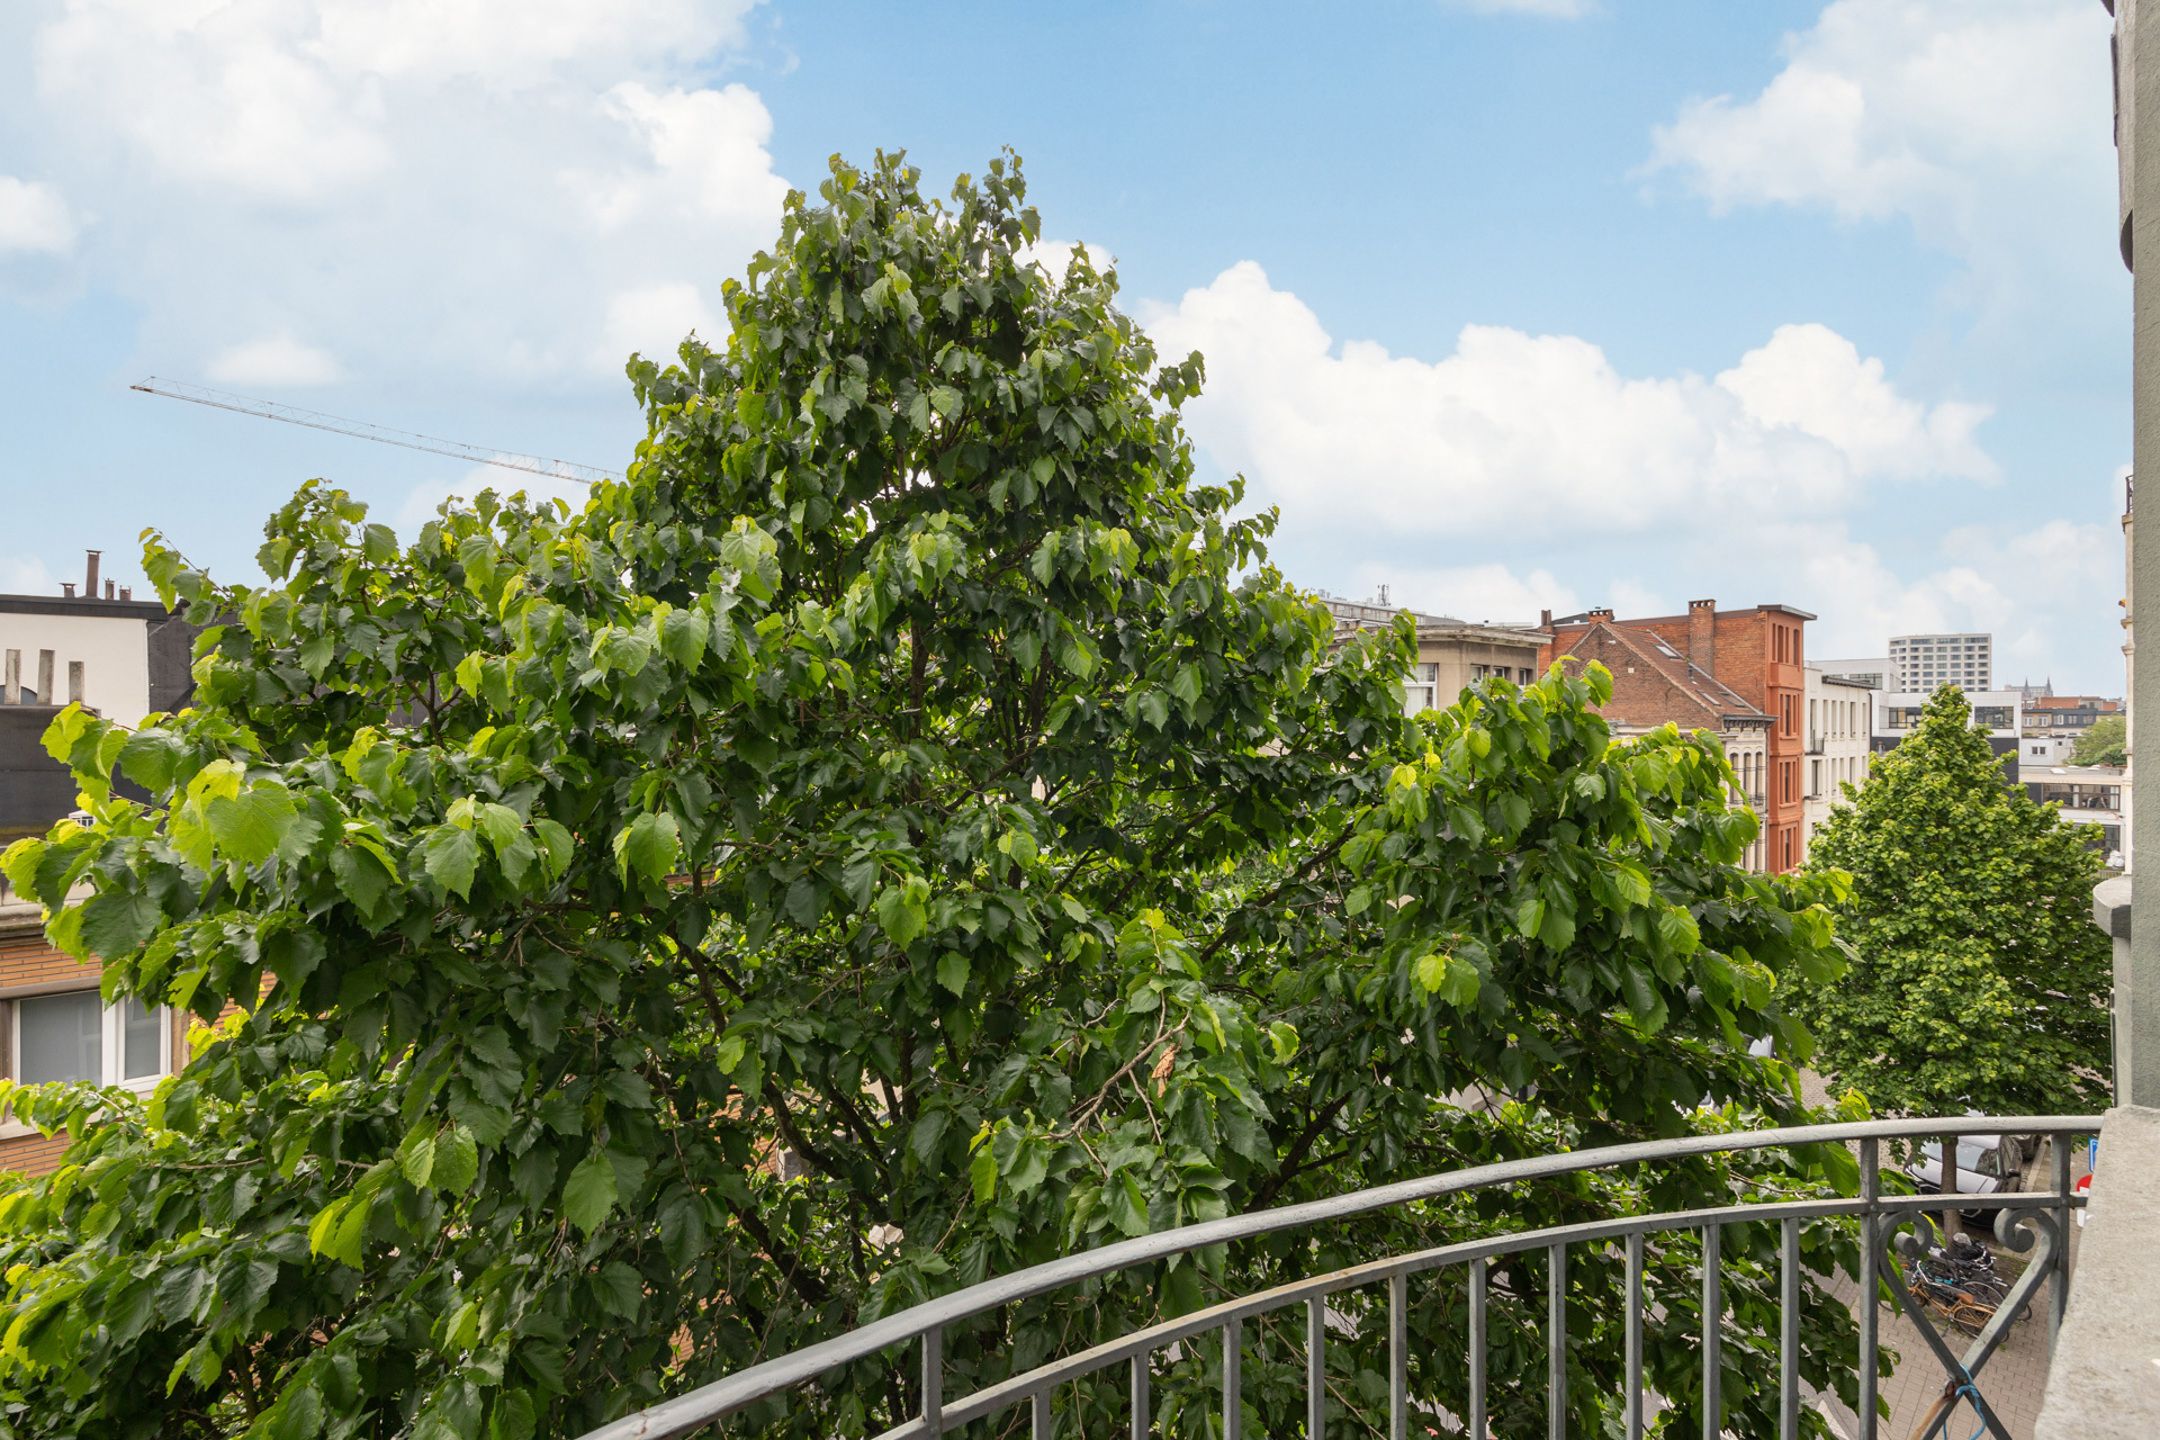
<box><xmin>18</xmin><ymin>0</ymin><xmax>787</xmax><ymax>383</ymax></box>
<box><xmin>1643</xmin><ymin>0</ymin><xmax>2115</xmax><ymax>345</ymax></box>
<box><xmin>595</xmin><ymin>282</ymin><xmax>725</xmax><ymax>372</ymax></box>
<box><xmin>1020</xmin><ymin>239</ymin><xmax>1116</xmax><ymax>285</ymax></box>
<box><xmin>1146</xmin><ymin>262</ymin><xmax>1992</xmax><ymax>540</ymax></box>
<box><xmin>0</xmin><ymin>175</ymin><xmax>75</xmax><ymax>254</ymax></box>
<box><xmin>207</xmin><ymin>334</ymin><xmax>344</xmax><ymax>387</ymax></box>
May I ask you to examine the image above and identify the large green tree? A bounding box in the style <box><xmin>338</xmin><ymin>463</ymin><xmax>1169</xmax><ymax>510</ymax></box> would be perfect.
<box><xmin>1800</xmin><ymin>686</ymin><xmax>2111</xmax><ymax>1121</ymax></box>
<box><xmin>0</xmin><ymin>153</ymin><xmax>1867</xmax><ymax>1439</ymax></box>
<box><xmin>2069</xmin><ymin>713</ymin><xmax>2126</xmax><ymax>768</ymax></box>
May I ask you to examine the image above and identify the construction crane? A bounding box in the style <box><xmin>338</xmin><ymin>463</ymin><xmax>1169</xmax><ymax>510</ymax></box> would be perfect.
<box><xmin>129</xmin><ymin>376</ymin><xmax>622</xmax><ymax>486</ymax></box>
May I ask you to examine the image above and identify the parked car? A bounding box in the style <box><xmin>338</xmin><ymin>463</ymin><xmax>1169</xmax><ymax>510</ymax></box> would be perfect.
<box><xmin>1904</xmin><ymin>1133</ymin><xmax>2033</xmax><ymax>1224</ymax></box>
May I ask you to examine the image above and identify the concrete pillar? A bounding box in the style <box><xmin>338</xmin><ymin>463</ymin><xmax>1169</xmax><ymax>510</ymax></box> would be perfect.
<box><xmin>2126</xmin><ymin>0</ymin><xmax>2160</xmax><ymax>1106</ymax></box>
<box><xmin>34</xmin><ymin>650</ymin><xmax>53</xmax><ymax>705</ymax></box>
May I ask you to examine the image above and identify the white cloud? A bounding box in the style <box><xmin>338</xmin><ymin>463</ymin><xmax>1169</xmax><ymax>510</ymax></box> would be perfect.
<box><xmin>1643</xmin><ymin>0</ymin><xmax>2114</xmax><ymax>341</ymax></box>
<box><xmin>1021</xmin><ymin>239</ymin><xmax>1117</xmax><ymax>283</ymax></box>
<box><xmin>206</xmin><ymin>334</ymin><xmax>344</xmax><ymax>387</ymax></box>
<box><xmin>1716</xmin><ymin>324</ymin><xmax>1993</xmax><ymax>481</ymax></box>
<box><xmin>1742</xmin><ymin>515</ymin><xmax>2122</xmax><ymax>691</ymax></box>
<box><xmin>1349</xmin><ymin>563</ymin><xmax>1584</xmax><ymax>626</ymax></box>
<box><xmin>595</xmin><ymin>282</ymin><xmax>724</xmax><ymax>371</ymax></box>
<box><xmin>395</xmin><ymin>464</ymin><xmax>592</xmax><ymax>534</ymax></box>
<box><xmin>20</xmin><ymin>0</ymin><xmax>785</xmax><ymax>383</ymax></box>
<box><xmin>0</xmin><ymin>175</ymin><xmax>75</xmax><ymax>253</ymax></box>
<box><xmin>1146</xmin><ymin>262</ymin><xmax>1992</xmax><ymax>541</ymax></box>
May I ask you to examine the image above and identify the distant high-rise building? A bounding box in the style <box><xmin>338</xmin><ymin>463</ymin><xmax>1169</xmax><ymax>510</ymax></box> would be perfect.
<box><xmin>1889</xmin><ymin>632</ymin><xmax>1993</xmax><ymax>692</ymax></box>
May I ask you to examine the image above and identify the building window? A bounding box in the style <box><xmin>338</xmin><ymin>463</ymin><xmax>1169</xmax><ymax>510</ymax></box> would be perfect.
<box><xmin>10</xmin><ymin>993</ymin><xmax>167</xmax><ymax>1088</ymax></box>
<box><xmin>1404</xmin><ymin>663</ymin><xmax>1438</xmax><ymax>715</ymax></box>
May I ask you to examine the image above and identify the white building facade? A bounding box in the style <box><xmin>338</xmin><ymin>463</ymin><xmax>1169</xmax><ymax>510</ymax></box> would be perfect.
<box><xmin>1814</xmin><ymin>656</ymin><xmax>1893</xmax><ymax>691</ymax></box>
<box><xmin>1801</xmin><ymin>668</ymin><xmax>1873</xmax><ymax>864</ymax></box>
<box><xmin>1889</xmin><ymin>632</ymin><xmax>1994</xmax><ymax>692</ymax></box>
<box><xmin>1875</xmin><ymin>688</ymin><xmax>2024</xmax><ymax>742</ymax></box>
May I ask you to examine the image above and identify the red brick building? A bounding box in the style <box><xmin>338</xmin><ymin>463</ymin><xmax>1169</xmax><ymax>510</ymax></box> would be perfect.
<box><xmin>1541</xmin><ymin>600</ymin><xmax>1814</xmax><ymax>874</ymax></box>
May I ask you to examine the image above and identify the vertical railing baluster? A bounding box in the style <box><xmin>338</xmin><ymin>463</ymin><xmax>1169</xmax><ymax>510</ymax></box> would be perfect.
<box><xmin>1780</xmin><ymin>1217</ymin><xmax>1800</xmax><ymax>1440</ymax></box>
<box><xmin>1548</xmin><ymin>1243</ymin><xmax>1567</xmax><ymax>1440</ymax></box>
<box><xmin>2052</xmin><ymin>1134</ymin><xmax>2075</xmax><ymax>1350</ymax></box>
<box><xmin>1306</xmin><ymin>1296</ymin><xmax>1325</xmax><ymax>1438</ymax></box>
<box><xmin>1130</xmin><ymin>1350</ymin><xmax>1149</xmax><ymax>1440</ymax></box>
<box><xmin>1625</xmin><ymin>1233</ymin><xmax>1643</xmax><ymax>1440</ymax></box>
<box><xmin>1470</xmin><ymin>1258</ymin><xmax>1489</xmax><ymax>1440</ymax></box>
<box><xmin>1389</xmin><ymin>1272</ymin><xmax>1408</xmax><ymax>1440</ymax></box>
<box><xmin>1859</xmin><ymin>1138</ymin><xmax>1880</xmax><ymax>1440</ymax></box>
<box><xmin>1032</xmin><ymin>1388</ymin><xmax>1052</xmax><ymax>1440</ymax></box>
<box><xmin>922</xmin><ymin>1325</ymin><xmax>943</xmax><ymax>1437</ymax></box>
<box><xmin>1701</xmin><ymin>1223</ymin><xmax>1721</xmax><ymax>1440</ymax></box>
<box><xmin>1223</xmin><ymin>1319</ymin><xmax>1242</xmax><ymax>1440</ymax></box>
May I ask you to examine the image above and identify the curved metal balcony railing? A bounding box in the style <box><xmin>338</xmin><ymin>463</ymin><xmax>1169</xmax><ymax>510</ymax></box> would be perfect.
<box><xmin>580</xmin><ymin>1116</ymin><xmax>2098</xmax><ymax>1440</ymax></box>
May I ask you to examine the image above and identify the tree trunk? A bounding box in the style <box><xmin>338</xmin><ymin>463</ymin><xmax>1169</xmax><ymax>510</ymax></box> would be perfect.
<box><xmin>1940</xmin><ymin>1131</ymin><xmax>1962</xmax><ymax>1241</ymax></box>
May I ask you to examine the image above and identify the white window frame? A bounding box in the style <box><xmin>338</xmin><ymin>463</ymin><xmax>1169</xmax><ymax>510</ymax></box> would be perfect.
<box><xmin>5</xmin><ymin>989</ymin><xmax>172</xmax><ymax>1097</ymax></box>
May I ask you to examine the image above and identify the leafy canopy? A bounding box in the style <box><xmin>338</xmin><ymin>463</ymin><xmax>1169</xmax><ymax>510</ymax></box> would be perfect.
<box><xmin>1799</xmin><ymin>685</ymin><xmax>2111</xmax><ymax>1117</ymax></box>
<box><xmin>2069</xmin><ymin>713</ymin><xmax>2126</xmax><ymax>768</ymax></box>
<box><xmin>0</xmin><ymin>152</ymin><xmax>1864</xmax><ymax>1439</ymax></box>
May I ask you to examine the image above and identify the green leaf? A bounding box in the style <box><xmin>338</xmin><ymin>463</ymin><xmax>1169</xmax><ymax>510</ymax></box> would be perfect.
<box><xmin>660</xmin><ymin>607</ymin><xmax>710</xmax><ymax>670</ymax></box>
<box><xmin>592</xmin><ymin>1261</ymin><xmax>644</xmax><ymax>1319</ymax></box>
<box><xmin>421</xmin><ymin>826</ymin><xmax>483</xmax><ymax>901</ymax></box>
<box><xmin>332</xmin><ymin>844</ymin><xmax>395</xmax><ymax>920</ymax></box>
<box><xmin>488</xmin><ymin>1392</ymin><xmax>538</xmax><ymax>1440</ymax></box>
<box><xmin>116</xmin><ymin>729</ymin><xmax>189</xmax><ymax>792</ymax></box>
<box><xmin>307</xmin><ymin>1193</ymin><xmax>372</xmax><ymax>1268</ymax></box>
<box><xmin>656</xmin><ymin>1187</ymin><xmax>710</xmax><ymax>1270</ymax></box>
<box><xmin>532</xmin><ymin>818</ymin><xmax>575</xmax><ymax>878</ymax></box>
<box><xmin>562</xmin><ymin>1152</ymin><xmax>618</xmax><ymax>1235</ymax></box>
<box><xmin>398</xmin><ymin>1127</ymin><xmax>438</xmax><ymax>1189</ymax></box>
<box><xmin>206</xmin><ymin>782</ymin><xmax>297</xmax><ymax>866</ymax></box>
<box><xmin>612</xmin><ymin>811</ymin><xmax>680</xmax><ymax>887</ymax></box>
<box><xmin>268</xmin><ymin>1382</ymin><xmax>324</xmax><ymax>1440</ymax></box>
<box><xmin>78</xmin><ymin>887</ymin><xmax>161</xmax><ymax>959</ymax></box>
<box><xmin>969</xmin><ymin>1142</ymin><xmax>999</xmax><ymax>1204</ymax></box>
<box><xmin>935</xmin><ymin>951</ymin><xmax>970</xmax><ymax>995</ymax></box>
<box><xmin>432</xmin><ymin>1125</ymin><xmax>480</xmax><ymax>1194</ymax></box>
<box><xmin>875</xmin><ymin>878</ymin><xmax>929</xmax><ymax>949</ymax></box>
<box><xmin>1267</xmin><ymin>1021</ymin><xmax>1300</xmax><ymax>1063</ymax></box>
<box><xmin>1620</xmin><ymin>964</ymin><xmax>1668</xmax><ymax>1033</ymax></box>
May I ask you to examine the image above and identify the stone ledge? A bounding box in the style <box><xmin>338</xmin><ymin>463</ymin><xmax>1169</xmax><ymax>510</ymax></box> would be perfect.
<box><xmin>2093</xmin><ymin>874</ymin><xmax>2133</xmax><ymax>940</ymax></box>
<box><xmin>2035</xmin><ymin>1104</ymin><xmax>2160</xmax><ymax>1438</ymax></box>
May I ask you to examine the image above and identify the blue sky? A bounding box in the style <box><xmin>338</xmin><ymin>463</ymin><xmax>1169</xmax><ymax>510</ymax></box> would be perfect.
<box><xmin>0</xmin><ymin>0</ymin><xmax>2132</xmax><ymax>691</ymax></box>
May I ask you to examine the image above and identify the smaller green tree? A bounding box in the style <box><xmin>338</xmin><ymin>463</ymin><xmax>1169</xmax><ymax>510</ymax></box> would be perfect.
<box><xmin>1800</xmin><ymin>686</ymin><xmax>2111</xmax><ymax>1127</ymax></box>
<box><xmin>2069</xmin><ymin>713</ymin><xmax>2127</xmax><ymax>768</ymax></box>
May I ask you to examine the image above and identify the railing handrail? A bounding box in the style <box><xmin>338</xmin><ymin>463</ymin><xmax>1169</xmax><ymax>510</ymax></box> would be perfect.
<box><xmin>578</xmin><ymin>1114</ymin><xmax>2098</xmax><ymax>1439</ymax></box>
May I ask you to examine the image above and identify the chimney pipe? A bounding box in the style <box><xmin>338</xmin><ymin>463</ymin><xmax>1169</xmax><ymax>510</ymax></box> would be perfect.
<box><xmin>84</xmin><ymin>550</ymin><xmax>101</xmax><ymax>600</ymax></box>
<box><xmin>60</xmin><ymin>582</ymin><xmax>75</xmax><ymax>598</ymax></box>
<box><xmin>2</xmin><ymin>650</ymin><xmax>18</xmax><ymax>704</ymax></box>
<box><xmin>67</xmin><ymin>661</ymin><xmax>84</xmax><ymax>705</ymax></box>
<box><xmin>118</xmin><ymin>586</ymin><xmax>131</xmax><ymax>601</ymax></box>
<box><xmin>36</xmin><ymin>649</ymin><xmax>55</xmax><ymax>705</ymax></box>
<box><xmin>104</xmin><ymin>579</ymin><xmax>115</xmax><ymax>600</ymax></box>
